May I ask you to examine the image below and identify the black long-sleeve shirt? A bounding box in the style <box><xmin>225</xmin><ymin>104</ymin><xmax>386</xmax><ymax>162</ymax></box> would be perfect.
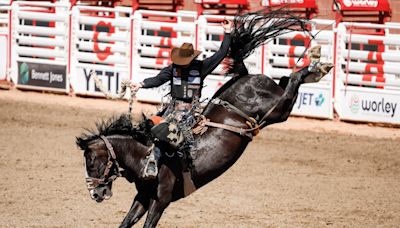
<box><xmin>141</xmin><ymin>33</ymin><xmax>231</xmax><ymax>88</ymax></box>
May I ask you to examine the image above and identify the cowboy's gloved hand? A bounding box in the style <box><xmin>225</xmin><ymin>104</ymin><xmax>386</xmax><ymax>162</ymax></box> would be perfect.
<box><xmin>130</xmin><ymin>82</ymin><xmax>143</xmax><ymax>92</ymax></box>
<box><xmin>222</xmin><ymin>19</ymin><xmax>233</xmax><ymax>33</ymax></box>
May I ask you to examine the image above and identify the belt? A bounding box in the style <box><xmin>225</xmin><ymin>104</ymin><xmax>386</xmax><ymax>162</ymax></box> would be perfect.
<box><xmin>174</xmin><ymin>101</ymin><xmax>192</xmax><ymax>111</ymax></box>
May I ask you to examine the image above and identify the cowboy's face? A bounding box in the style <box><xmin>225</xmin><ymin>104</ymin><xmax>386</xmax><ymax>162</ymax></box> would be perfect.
<box><xmin>175</xmin><ymin>62</ymin><xmax>192</xmax><ymax>68</ymax></box>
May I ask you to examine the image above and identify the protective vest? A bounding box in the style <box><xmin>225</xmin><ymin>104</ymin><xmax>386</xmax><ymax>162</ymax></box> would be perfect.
<box><xmin>170</xmin><ymin>61</ymin><xmax>203</xmax><ymax>102</ymax></box>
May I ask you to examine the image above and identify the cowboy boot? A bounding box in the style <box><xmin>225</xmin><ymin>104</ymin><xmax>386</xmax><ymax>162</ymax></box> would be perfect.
<box><xmin>303</xmin><ymin>45</ymin><xmax>334</xmax><ymax>83</ymax></box>
<box><xmin>143</xmin><ymin>145</ymin><xmax>160</xmax><ymax>179</ymax></box>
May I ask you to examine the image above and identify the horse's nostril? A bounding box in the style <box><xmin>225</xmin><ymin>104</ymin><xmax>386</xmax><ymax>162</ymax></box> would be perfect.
<box><xmin>93</xmin><ymin>193</ymin><xmax>98</xmax><ymax>199</ymax></box>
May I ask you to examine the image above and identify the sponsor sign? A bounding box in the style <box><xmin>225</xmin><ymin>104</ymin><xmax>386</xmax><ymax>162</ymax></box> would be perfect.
<box><xmin>271</xmin><ymin>0</ymin><xmax>304</xmax><ymax>4</ymax></box>
<box><xmin>73</xmin><ymin>67</ymin><xmax>129</xmax><ymax>96</ymax></box>
<box><xmin>336</xmin><ymin>0</ymin><xmax>389</xmax><ymax>11</ymax></box>
<box><xmin>17</xmin><ymin>61</ymin><xmax>67</xmax><ymax>90</ymax></box>
<box><xmin>0</xmin><ymin>35</ymin><xmax>7</xmax><ymax>81</ymax></box>
<box><xmin>197</xmin><ymin>0</ymin><xmax>246</xmax><ymax>4</ymax></box>
<box><xmin>291</xmin><ymin>85</ymin><xmax>333</xmax><ymax>119</ymax></box>
<box><xmin>93</xmin><ymin>21</ymin><xmax>114</xmax><ymax>61</ymax></box>
<box><xmin>264</xmin><ymin>0</ymin><xmax>316</xmax><ymax>8</ymax></box>
<box><xmin>342</xmin><ymin>91</ymin><xmax>400</xmax><ymax>124</ymax></box>
<box><xmin>342</xmin><ymin>0</ymin><xmax>378</xmax><ymax>8</ymax></box>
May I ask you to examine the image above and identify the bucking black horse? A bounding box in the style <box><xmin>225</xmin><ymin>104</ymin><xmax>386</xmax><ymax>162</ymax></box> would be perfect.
<box><xmin>76</xmin><ymin>9</ymin><xmax>334</xmax><ymax>228</ymax></box>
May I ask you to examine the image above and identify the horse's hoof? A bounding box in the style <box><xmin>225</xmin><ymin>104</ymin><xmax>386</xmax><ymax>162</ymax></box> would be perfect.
<box><xmin>320</xmin><ymin>63</ymin><xmax>334</xmax><ymax>75</ymax></box>
<box><xmin>303</xmin><ymin>63</ymin><xmax>334</xmax><ymax>83</ymax></box>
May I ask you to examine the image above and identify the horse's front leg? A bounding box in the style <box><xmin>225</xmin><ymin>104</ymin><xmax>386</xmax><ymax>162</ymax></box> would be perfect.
<box><xmin>120</xmin><ymin>193</ymin><xmax>149</xmax><ymax>228</ymax></box>
<box><xmin>142</xmin><ymin>198</ymin><xmax>170</xmax><ymax>228</ymax></box>
<box><xmin>265</xmin><ymin>70</ymin><xmax>304</xmax><ymax>125</ymax></box>
<box><xmin>143</xmin><ymin>166</ymin><xmax>176</xmax><ymax>228</ymax></box>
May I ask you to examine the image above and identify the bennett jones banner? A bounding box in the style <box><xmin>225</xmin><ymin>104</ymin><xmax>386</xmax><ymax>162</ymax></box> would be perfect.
<box><xmin>0</xmin><ymin>35</ymin><xmax>7</xmax><ymax>81</ymax></box>
<box><xmin>17</xmin><ymin>61</ymin><xmax>67</xmax><ymax>90</ymax></box>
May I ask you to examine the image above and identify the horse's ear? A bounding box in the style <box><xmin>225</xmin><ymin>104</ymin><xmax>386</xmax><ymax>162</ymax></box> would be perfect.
<box><xmin>76</xmin><ymin>137</ymin><xmax>87</xmax><ymax>151</ymax></box>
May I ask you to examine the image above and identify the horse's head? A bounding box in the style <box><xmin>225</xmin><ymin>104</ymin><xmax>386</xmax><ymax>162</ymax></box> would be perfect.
<box><xmin>75</xmin><ymin>114</ymin><xmax>155</xmax><ymax>202</ymax></box>
<box><xmin>76</xmin><ymin>136</ymin><xmax>118</xmax><ymax>203</ymax></box>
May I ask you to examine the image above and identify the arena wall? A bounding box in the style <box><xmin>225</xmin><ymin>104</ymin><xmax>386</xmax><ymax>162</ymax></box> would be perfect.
<box><xmin>1</xmin><ymin>0</ymin><xmax>399</xmax><ymax>125</ymax></box>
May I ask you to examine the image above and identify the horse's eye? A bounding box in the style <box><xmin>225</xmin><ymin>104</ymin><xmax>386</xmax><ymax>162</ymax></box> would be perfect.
<box><xmin>88</xmin><ymin>163</ymin><xmax>95</xmax><ymax>170</ymax></box>
<box><xmin>236</xmin><ymin>94</ymin><xmax>248</xmax><ymax>102</ymax></box>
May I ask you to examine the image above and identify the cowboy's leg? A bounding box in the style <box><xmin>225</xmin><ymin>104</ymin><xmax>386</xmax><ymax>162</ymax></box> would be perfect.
<box><xmin>144</xmin><ymin>114</ymin><xmax>182</xmax><ymax>179</ymax></box>
<box><xmin>178</xmin><ymin>120</ymin><xmax>196</xmax><ymax>161</ymax></box>
<box><xmin>120</xmin><ymin>192</ymin><xmax>149</xmax><ymax>228</ymax></box>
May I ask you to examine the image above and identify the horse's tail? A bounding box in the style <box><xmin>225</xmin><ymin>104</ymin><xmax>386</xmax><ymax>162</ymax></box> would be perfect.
<box><xmin>228</xmin><ymin>8</ymin><xmax>313</xmax><ymax>75</ymax></box>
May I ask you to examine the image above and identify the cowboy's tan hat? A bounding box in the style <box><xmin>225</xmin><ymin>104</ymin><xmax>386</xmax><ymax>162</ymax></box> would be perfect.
<box><xmin>171</xmin><ymin>43</ymin><xmax>201</xmax><ymax>66</ymax></box>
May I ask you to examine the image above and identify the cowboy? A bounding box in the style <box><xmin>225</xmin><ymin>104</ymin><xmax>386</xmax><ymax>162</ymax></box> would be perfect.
<box><xmin>131</xmin><ymin>20</ymin><xmax>233</xmax><ymax>179</ymax></box>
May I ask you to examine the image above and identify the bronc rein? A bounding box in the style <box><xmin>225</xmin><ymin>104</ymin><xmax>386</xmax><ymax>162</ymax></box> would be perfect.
<box><xmin>84</xmin><ymin>71</ymin><xmax>136</xmax><ymax>190</ymax></box>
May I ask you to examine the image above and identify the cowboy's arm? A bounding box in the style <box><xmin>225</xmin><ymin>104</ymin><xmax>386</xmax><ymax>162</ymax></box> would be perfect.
<box><xmin>131</xmin><ymin>65</ymin><xmax>172</xmax><ymax>91</ymax></box>
<box><xmin>201</xmin><ymin>32</ymin><xmax>231</xmax><ymax>77</ymax></box>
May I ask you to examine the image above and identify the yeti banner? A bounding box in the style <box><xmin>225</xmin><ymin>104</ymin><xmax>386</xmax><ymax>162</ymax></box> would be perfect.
<box><xmin>17</xmin><ymin>62</ymin><xmax>67</xmax><ymax>91</ymax></box>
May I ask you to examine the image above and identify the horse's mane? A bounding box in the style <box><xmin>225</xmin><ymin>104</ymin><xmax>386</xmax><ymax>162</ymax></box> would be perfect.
<box><xmin>76</xmin><ymin>114</ymin><xmax>153</xmax><ymax>150</ymax></box>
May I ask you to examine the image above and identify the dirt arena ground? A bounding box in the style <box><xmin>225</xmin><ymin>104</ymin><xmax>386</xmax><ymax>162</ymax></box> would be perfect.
<box><xmin>0</xmin><ymin>89</ymin><xmax>399</xmax><ymax>228</ymax></box>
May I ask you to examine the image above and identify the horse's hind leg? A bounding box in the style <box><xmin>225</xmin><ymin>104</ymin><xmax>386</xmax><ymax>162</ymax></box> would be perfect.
<box><xmin>278</xmin><ymin>76</ymin><xmax>290</xmax><ymax>89</ymax></box>
<box><xmin>266</xmin><ymin>69</ymin><xmax>307</xmax><ymax>125</ymax></box>
<box><xmin>266</xmin><ymin>46</ymin><xmax>333</xmax><ymax>125</ymax></box>
<box><xmin>120</xmin><ymin>193</ymin><xmax>149</xmax><ymax>228</ymax></box>
<box><xmin>268</xmin><ymin>61</ymin><xmax>333</xmax><ymax>124</ymax></box>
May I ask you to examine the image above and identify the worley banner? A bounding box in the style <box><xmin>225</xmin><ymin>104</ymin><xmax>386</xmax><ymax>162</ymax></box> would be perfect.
<box><xmin>0</xmin><ymin>35</ymin><xmax>7</xmax><ymax>81</ymax></box>
<box><xmin>17</xmin><ymin>61</ymin><xmax>67</xmax><ymax>92</ymax></box>
<box><xmin>340</xmin><ymin>90</ymin><xmax>400</xmax><ymax>125</ymax></box>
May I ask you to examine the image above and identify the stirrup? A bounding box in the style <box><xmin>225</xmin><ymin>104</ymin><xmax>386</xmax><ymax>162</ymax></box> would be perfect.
<box><xmin>143</xmin><ymin>146</ymin><xmax>158</xmax><ymax>179</ymax></box>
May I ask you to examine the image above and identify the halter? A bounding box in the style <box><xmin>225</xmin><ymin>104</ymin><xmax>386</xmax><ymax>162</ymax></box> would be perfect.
<box><xmin>84</xmin><ymin>135</ymin><xmax>121</xmax><ymax>190</ymax></box>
